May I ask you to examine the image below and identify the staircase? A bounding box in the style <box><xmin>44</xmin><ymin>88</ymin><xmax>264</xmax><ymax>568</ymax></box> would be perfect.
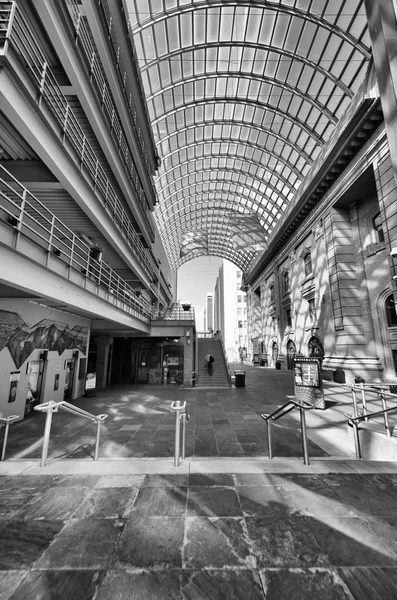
<box><xmin>196</xmin><ymin>338</ymin><xmax>231</xmax><ymax>388</ymax></box>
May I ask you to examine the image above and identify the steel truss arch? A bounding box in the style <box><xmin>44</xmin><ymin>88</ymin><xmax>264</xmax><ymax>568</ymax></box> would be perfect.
<box><xmin>131</xmin><ymin>0</ymin><xmax>370</xmax><ymax>60</ymax></box>
<box><xmin>148</xmin><ymin>73</ymin><xmax>338</xmax><ymax>126</ymax></box>
<box><xmin>158</xmin><ymin>139</ymin><xmax>305</xmax><ymax>184</ymax></box>
<box><xmin>156</xmin><ymin>158</ymin><xmax>298</xmax><ymax>201</ymax></box>
<box><xmin>156</xmin><ymin>169</ymin><xmax>293</xmax><ymax>212</ymax></box>
<box><xmin>140</xmin><ymin>42</ymin><xmax>355</xmax><ymax>99</ymax></box>
<box><xmin>156</xmin><ymin>178</ymin><xmax>289</xmax><ymax>222</ymax></box>
<box><xmin>156</xmin><ymin>120</ymin><xmax>314</xmax><ymax>167</ymax></box>
<box><xmin>152</xmin><ymin>99</ymin><xmax>326</xmax><ymax>146</ymax></box>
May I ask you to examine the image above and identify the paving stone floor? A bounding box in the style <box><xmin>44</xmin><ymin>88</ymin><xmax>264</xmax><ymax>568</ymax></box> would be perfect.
<box><xmin>2</xmin><ymin>364</ymin><xmax>397</xmax><ymax>598</ymax></box>
<box><xmin>2</xmin><ymin>470</ymin><xmax>397</xmax><ymax>599</ymax></box>
<box><xmin>4</xmin><ymin>365</ymin><xmax>337</xmax><ymax>462</ymax></box>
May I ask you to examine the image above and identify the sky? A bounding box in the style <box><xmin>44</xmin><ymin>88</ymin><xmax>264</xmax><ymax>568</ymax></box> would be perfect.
<box><xmin>176</xmin><ymin>256</ymin><xmax>223</xmax><ymax>331</ymax></box>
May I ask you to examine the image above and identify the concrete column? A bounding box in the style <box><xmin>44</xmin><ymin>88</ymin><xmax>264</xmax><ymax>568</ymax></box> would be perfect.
<box><xmin>94</xmin><ymin>336</ymin><xmax>112</xmax><ymax>390</ymax></box>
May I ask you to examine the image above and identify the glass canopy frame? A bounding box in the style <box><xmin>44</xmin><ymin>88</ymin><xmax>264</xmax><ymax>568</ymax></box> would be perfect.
<box><xmin>128</xmin><ymin>0</ymin><xmax>371</xmax><ymax>271</ymax></box>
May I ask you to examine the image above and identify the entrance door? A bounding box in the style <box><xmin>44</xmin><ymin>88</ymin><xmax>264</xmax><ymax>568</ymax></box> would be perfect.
<box><xmin>64</xmin><ymin>358</ymin><xmax>76</xmax><ymax>400</ymax></box>
<box><xmin>25</xmin><ymin>360</ymin><xmax>44</xmax><ymax>416</ymax></box>
<box><xmin>286</xmin><ymin>341</ymin><xmax>296</xmax><ymax>370</ymax></box>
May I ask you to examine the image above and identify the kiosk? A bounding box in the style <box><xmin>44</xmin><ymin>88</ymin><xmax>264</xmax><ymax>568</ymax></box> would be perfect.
<box><xmin>294</xmin><ymin>358</ymin><xmax>325</xmax><ymax>409</ymax></box>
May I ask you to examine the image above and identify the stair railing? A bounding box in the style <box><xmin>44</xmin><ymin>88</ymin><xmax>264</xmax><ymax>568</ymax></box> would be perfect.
<box><xmin>261</xmin><ymin>399</ymin><xmax>313</xmax><ymax>465</ymax></box>
<box><xmin>218</xmin><ymin>333</ymin><xmax>232</xmax><ymax>386</ymax></box>
<box><xmin>34</xmin><ymin>401</ymin><xmax>108</xmax><ymax>467</ymax></box>
<box><xmin>346</xmin><ymin>405</ymin><xmax>397</xmax><ymax>459</ymax></box>
<box><xmin>0</xmin><ymin>414</ymin><xmax>19</xmax><ymax>461</ymax></box>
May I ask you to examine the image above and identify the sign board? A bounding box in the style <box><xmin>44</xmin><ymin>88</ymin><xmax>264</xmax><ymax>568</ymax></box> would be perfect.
<box><xmin>85</xmin><ymin>372</ymin><xmax>96</xmax><ymax>390</ymax></box>
<box><xmin>167</xmin><ymin>357</ymin><xmax>179</xmax><ymax>365</ymax></box>
<box><xmin>294</xmin><ymin>358</ymin><xmax>320</xmax><ymax>388</ymax></box>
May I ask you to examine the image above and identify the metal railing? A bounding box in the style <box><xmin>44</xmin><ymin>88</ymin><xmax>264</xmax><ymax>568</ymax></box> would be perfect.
<box><xmin>197</xmin><ymin>331</ymin><xmax>214</xmax><ymax>338</ymax></box>
<box><xmin>345</xmin><ymin>382</ymin><xmax>397</xmax><ymax>458</ymax></box>
<box><xmin>0</xmin><ymin>414</ymin><xmax>19</xmax><ymax>461</ymax></box>
<box><xmin>261</xmin><ymin>399</ymin><xmax>314</xmax><ymax>465</ymax></box>
<box><xmin>153</xmin><ymin>305</ymin><xmax>195</xmax><ymax>321</ymax></box>
<box><xmin>34</xmin><ymin>401</ymin><xmax>108</xmax><ymax>467</ymax></box>
<box><xmin>2</xmin><ymin>3</ymin><xmax>158</xmax><ymax>278</ymax></box>
<box><xmin>170</xmin><ymin>400</ymin><xmax>189</xmax><ymax>466</ymax></box>
<box><xmin>0</xmin><ymin>164</ymin><xmax>153</xmax><ymax>321</ymax></box>
<box><xmin>218</xmin><ymin>333</ymin><xmax>232</xmax><ymax>386</ymax></box>
<box><xmin>346</xmin><ymin>406</ymin><xmax>397</xmax><ymax>459</ymax></box>
<box><xmin>63</xmin><ymin>0</ymin><xmax>157</xmax><ymax>235</ymax></box>
<box><xmin>347</xmin><ymin>382</ymin><xmax>397</xmax><ymax>433</ymax></box>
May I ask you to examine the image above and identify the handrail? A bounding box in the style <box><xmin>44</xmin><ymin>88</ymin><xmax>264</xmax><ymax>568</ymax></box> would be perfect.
<box><xmin>170</xmin><ymin>400</ymin><xmax>189</xmax><ymax>467</ymax></box>
<box><xmin>34</xmin><ymin>400</ymin><xmax>108</xmax><ymax>467</ymax></box>
<box><xmin>0</xmin><ymin>163</ymin><xmax>153</xmax><ymax>321</ymax></box>
<box><xmin>345</xmin><ymin>382</ymin><xmax>397</xmax><ymax>433</ymax></box>
<box><xmin>3</xmin><ymin>3</ymin><xmax>158</xmax><ymax>277</ymax></box>
<box><xmin>218</xmin><ymin>333</ymin><xmax>232</xmax><ymax>386</ymax></box>
<box><xmin>346</xmin><ymin>405</ymin><xmax>397</xmax><ymax>459</ymax></box>
<box><xmin>261</xmin><ymin>399</ymin><xmax>313</xmax><ymax>465</ymax></box>
<box><xmin>0</xmin><ymin>415</ymin><xmax>19</xmax><ymax>461</ymax></box>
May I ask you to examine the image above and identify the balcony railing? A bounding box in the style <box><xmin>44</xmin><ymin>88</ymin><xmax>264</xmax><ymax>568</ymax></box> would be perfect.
<box><xmin>0</xmin><ymin>164</ymin><xmax>153</xmax><ymax>321</ymax></box>
<box><xmin>153</xmin><ymin>305</ymin><xmax>195</xmax><ymax>321</ymax></box>
<box><xmin>63</xmin><ymin>0</ymin><xmax>156</xmax><ymax>236</ymax></box>
<box><xmin>2</xmin><ymin>2</ymin><xmax>158</xmax><ymax>279</ymax></box>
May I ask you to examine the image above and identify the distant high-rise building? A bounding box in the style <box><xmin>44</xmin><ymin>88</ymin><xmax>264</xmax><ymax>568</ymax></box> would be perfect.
<box><xmin>214</xmin><ymin>261</ymin><xmax>247</xmax><ymax>361</ymax></box>
<box><xmin>206</xmin><ymin>293</ymin><xmax>214</xmax><ymax>332</ymax></box>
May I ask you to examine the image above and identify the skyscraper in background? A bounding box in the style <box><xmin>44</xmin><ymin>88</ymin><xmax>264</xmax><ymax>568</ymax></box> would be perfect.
<box><xmin>214</xmin><ymin>261</ymin><xmax>247</xmax><ymax>361</ymax></box>
<box><xmin>206</xmin><ymin>293</ymin><xmax>214</xmax><ymax>332</ymax></box>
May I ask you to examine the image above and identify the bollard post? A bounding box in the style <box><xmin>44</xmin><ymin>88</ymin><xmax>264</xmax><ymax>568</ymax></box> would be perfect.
<box><xmin>41</xmin><ymin>401</ymin><xmax>55</xmax><ymax>468</ymax></box>
<box><xmin>267</xmin><ymin>419</ymin><xmax>273</xmax><ymax>459</ymax></box>
<box><xmin>174</xmin><ymin>400</ymin><xmax>182</xmax><ymax>466</ymax></box>
<box><xmin>0</xmin><ymin>417</ymin><xmax>18</xmax><ymax>461</ymax></box>
<box><xmin>181</xmin><ymin>413</ymin><xmax>186</xmax><ymax>460</ymax></box>
<box><xmin>94</xmin><ymin>419</ymin><xmax>101</xmax><ymax>460</ymax></box>
<box><xmin>300</xmin><ymin>406</ymin><xmax>310</xmax><ymax>466</ymax></box>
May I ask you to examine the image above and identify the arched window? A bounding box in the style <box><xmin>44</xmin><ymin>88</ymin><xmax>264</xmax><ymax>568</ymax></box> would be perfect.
<box><xmin>373</xmin><ymin>213</ymin><xmax>385</xmax><ymax>244</ymax></box>
<box><xmin>308</xmin><ymin>336</ymin><xmax>324</xmax><ymax>362</ymax></box>
<box><xmin>386</xmin><ymin>294</ymin><xmax>397</xmax><ymax>327</ymax></box>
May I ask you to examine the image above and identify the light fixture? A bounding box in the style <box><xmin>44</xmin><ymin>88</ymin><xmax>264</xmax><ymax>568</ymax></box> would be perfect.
<box><xmin>80</xmin><ymin>232</ymin><xmax>94</xmax><ymax>246</ymax></box>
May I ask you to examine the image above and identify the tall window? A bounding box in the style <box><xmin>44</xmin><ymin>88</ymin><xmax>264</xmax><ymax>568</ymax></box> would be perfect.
<box><xmin>308</xmin><ymin>298</ymin><xmax>316</xmax><ymax>321</ymax></box>
<box><xmin>237</xmin><ymin>295</ymin><xmax>242</xmax><ymax>303</ymax></box>
<box><xmin>373</xmin><ymin>213</ymin><xmax>385</xmax><ymax>243</ymax></box>
<box><xmin>386</xmin><ymin>294</ymin><xmax>397</xmax><ymax>327</ymax></box>
<box><xmin>284</xmin><ymin>271</ymin><xmax>290</xmax><ymax>291</ymax></box>
<box><xmin>304</xmin><ymin>251</ymin><xmax>313</xmax><ymax>277</ymax></box>
<box><xmin>238</xmin><ymin>320</ymin><xmax>243</xmax><ymax>328</ymax></box>
<box><xmin>237</xmin><ymin>270</ymin><xmax>242</xmax><ymax>279</ymax></box>
<box><xmin>270</xmin><ymin>285</ymin><xmax>275</xmax><ymax>303</ymax></box>
<box><xmin>286</xmin><ymin>308</ymin><xmax>292</xmax><ymax>328</ymax></box>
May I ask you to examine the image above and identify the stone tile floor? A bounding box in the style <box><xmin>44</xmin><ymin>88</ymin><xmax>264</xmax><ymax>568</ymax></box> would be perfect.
<box><xmin>2</xmin><ymin>364</ymin><xmax>397</xmax><ymax>598</ymax></box>
<box><xmin>3</xmin><ymin>365</ymin><xmax>354</xmax><ymax>463</ymax></box>
<box><xmin>2</xmin><ymin>470</ymin><xmax>397</xmax><ymax>599</ymax></box>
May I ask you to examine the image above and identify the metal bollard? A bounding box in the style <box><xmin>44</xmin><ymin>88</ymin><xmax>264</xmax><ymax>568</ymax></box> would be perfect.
<box><xmin>0</xmin><ymin>415</ymin><xmax>19</xmax><ymax>461</ymax></box>
<box><xmin>299</xmin><ymin>406</ymin><xmax>310</xmax><ymax>466</ymax></box>
<box><xmin>40</xmin><ymin>401</ymin><xmax>57</xmax><ymax>468</ymax></box>
<box><xmin>170</xmin><ymin>400</ymin><xmax>186</xmax><ymax>467</ymax></box>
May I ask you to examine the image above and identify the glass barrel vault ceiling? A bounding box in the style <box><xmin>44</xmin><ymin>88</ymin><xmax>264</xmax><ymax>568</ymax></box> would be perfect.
<box><xmin>128</xmin><ymin>0</ymin><xmax>371</xmax><ymax>272</ymax></box>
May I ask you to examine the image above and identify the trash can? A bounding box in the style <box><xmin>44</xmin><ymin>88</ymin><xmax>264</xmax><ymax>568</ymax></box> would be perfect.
<box><xmin>234</xmin><ymin>370</ymin><xmax>246</xmax><ymax>388</ymax></box>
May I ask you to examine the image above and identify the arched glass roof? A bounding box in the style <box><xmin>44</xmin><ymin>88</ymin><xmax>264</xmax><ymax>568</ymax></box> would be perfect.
<box><xmin>128</xmin><ymin>0</ymin><xmax>371</xmax><ymax>272</ymax></box>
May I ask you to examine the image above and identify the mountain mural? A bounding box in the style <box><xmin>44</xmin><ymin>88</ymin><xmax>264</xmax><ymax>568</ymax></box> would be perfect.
<box><xmin>0</xmin><ymin>310</ymin><xmax>88</xmax><ymax>368</ymax></box>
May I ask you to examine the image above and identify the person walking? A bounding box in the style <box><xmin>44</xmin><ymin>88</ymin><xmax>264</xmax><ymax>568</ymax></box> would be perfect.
<box><xmin>205</xmin><ymin>352</ymin><xmax>214</xmax><ymax>375</ymax></box>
